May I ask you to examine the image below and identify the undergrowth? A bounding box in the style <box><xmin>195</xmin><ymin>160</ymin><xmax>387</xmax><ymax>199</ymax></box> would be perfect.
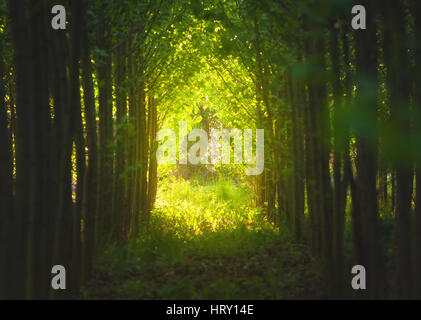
<box><xmin>83</xmin><ymin>177</ymin><xmax>325</xmax><ymax>299</ymax></box>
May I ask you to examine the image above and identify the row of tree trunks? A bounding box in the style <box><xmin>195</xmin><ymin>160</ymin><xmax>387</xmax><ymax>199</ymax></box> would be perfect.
<box><xmin>280</xmin><ymin>0</ymin><xmax>421</xmax><ymax>300</ymax></box>
<box><xmin>2</xmin><ymin>0</ymin><xmax>161</xmax><ymax>299</ymax></box>
<box><xmin>5</xmin><ymin>0</ymin><xmax>79</xmax><ymax>299</ymax></box>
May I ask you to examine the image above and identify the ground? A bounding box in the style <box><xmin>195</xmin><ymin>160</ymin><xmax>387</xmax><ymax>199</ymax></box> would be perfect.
<box><xmin>83</xmin><ymin>176</ymin><xmax>326</xmax><ymax>299</ymax></box>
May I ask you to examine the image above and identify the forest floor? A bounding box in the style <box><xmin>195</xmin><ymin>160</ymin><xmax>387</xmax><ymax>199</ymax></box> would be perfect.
<box><xmin>83</xmin><ymin>177</ymin><xmax>327</xmax><ymax>299</ymax></box>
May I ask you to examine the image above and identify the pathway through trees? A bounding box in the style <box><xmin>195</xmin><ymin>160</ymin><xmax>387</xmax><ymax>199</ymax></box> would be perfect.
<box><xmin>84</xmin><ymin>178</ymin><xmax>325</xmax><ymax>299</ymax></box>
<box><xmin>1</xmin><ymin>0</ymin><xmax>421</xmax><ymax>300</ymax></box>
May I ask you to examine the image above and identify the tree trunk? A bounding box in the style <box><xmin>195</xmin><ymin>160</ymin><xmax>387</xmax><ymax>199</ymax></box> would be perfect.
<box><xmin>114</xmin><ymin>42</ymin><xmax>128</xmax><ymax>243</ymax></box>
<box><xmin>412</xmin><ymin>0</ymin><xmax>421</xmax><ymax>299</ymax></box>
<box><xmin>147</xmin><ymin>95</ymin><xmax>158</xmax><ymax>215</ymax></box>
<box><xmin>353</xmin><ymin>0</ymin><xmax>383</xmax><ymax>298</ymax></box>
<box><xmin>96</xmin><ymin>5</ymin><xmax>114</xmax><ymax>245</ymax></box>
<box><xmin>382</xmin><ymin>0</ymin><xmax>412</xmax><ymax>298</ymax></box>
<box><xmin>0</xmin><ymin>36</ymin><xmax>13</xmax><ymax>300</ymax></box>
<box><xmin>69</xmin><ymin>0</ymin><xmax>84</xmax><ymax>295</ymax></box>
<box><xmin>80</xmin><ymin>0</ymin><xmax>99</xmax><ymax>283</ymax></box>
<box><xmin>8</xmin><ymin>0</ymin><xmax>32</xmax><ymax>299</ymax></box>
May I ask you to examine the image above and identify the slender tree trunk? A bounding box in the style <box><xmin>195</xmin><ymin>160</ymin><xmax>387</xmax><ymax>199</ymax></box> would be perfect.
<box><xmin>49</xmin><ymin>4</ymin><xmax>75</xmax><ymax>298</ymax></box>
<box><xmin>288</xmin><ymin>72</ymin><xmax>305</xmax><ymax>242</ymax></box>
<box><xmin>413</xmin><ymin>0</ymin><xmax>421</xmax><ymax>299</ymax></box>
<box><xmin>329</xmin><ymin>18</ymin><xmax>353</xmax><ymax>298</ymax></box>
<box><xmin>0</xmin><ymin>37</ymin><xmax>13</xmax><ymax>300</ymax></box>
<box><xmin>330</xmin><ymin>19</ymin><xmax>346</xmax><ymax>297</ymax></box>
<box><xmin>114</xmin><ymin>42</ymin><xmax>128</xmax><ymax>243</ymax></box>
<box><xmin>138</xmin><ymin>68</ymin><xmax>148</xmax><ymax>226</ymax></box>
<box><xmin>353</xmin><ymin>0</ymin><xmax>383</xmax><ymax>298</ymax></box>
<box><xmin>96</xmin><ymin>5</ymin><xmax>114</xmax><ymax>245</ymax></box>
<box><xmin>304</xmin><ymin>19</ymin><xmax>334</xmax><ymax>294</ymax></box>
<box><xmin>302</xmin><ymin>66</ymin><xmax>319</xmax><ymax>255</ymax></box>
<box><xmin>8</xmin><ymin>0</ymin><xmax>32</xmax><ymax>299</ymax></box>
<box><xmin>69</xmin><ymin>0</ymin><xmax>84</xmax><ymax>295</ymax></box>
<box><xmin>147</xmin><ymin>95</ymin><xmax>158</xmax><ymax>214</ymax></box>
<box><xmin>382</xmin><ymin>0</ymin><xmax>412</xmax><ymax>298</ymax></box>
<box><xmin>128</xmin><ymin>49</ymin><xmax>139</xmax><ymax>236</ymax></box>
<box><xmin>80</xmin><ymin>0</ymin><xmax>99</xmax><ymax>283</ymax></box>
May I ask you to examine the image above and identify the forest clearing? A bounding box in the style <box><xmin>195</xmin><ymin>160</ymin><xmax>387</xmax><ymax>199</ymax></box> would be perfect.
<box><xmin>1</xmin><ymin>0</ymin><xmax>421</xmax><ymax>300</ymax></box>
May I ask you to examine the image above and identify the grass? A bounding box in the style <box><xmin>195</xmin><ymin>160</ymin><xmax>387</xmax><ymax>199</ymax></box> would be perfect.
<box><xmin>83</xmin><ymin>176</ymin><xmax>325</xmax><ymax>300</ymax></box>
